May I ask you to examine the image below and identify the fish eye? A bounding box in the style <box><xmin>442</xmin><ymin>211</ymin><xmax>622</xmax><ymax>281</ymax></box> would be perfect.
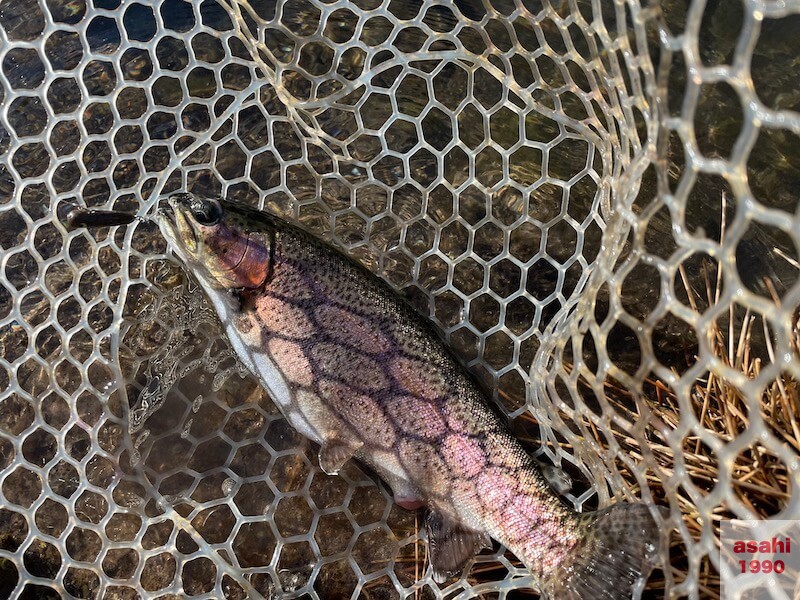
<box><xmin>190</xmin><ymin>198</ymin><xmax>222</xmax><ymax>226</ymax></box>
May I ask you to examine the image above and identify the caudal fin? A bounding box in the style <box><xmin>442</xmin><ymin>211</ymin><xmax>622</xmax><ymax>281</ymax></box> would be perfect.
<box><xmin>541</xmin><ymin>503</ymin><xmax>664</xmax><ymax>600</ymax></box>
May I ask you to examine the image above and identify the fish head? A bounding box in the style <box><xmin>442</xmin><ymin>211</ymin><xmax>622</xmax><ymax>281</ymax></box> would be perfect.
<box><xmin>157</xmin><ymin>193</ymin><xmax>273</xmax><ymax>290</ymax></box>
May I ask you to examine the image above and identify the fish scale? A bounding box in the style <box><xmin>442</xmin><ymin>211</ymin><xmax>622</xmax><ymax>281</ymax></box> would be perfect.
<box><xmin>158</xmin><ymin>193</ymin><xmax>663</xmax><ymax>597</ymax></box>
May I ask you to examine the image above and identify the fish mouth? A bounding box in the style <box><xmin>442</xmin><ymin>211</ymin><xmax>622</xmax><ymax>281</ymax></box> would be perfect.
<box><xmin>156</xmin><ymin>194</ymin><xmax>201</xmax><ymax>261</ymax></box>
<box><xmin>156</xmin><ymin>202</ymin><xmax>175</xmax><ymax>229</ymax></box>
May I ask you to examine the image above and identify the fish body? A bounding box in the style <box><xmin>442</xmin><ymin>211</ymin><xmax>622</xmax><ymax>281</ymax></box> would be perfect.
<box><xmin>157</xmin><ymin>194</ymin><xmax>662</xmax><ymax>598</ymax></box>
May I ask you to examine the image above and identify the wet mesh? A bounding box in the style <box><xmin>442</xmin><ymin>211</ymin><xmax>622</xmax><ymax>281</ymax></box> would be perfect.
<box><xmin>0</xmin><ymin>0</ymin><xmax>797</xmax><ymax>597</ymax></box>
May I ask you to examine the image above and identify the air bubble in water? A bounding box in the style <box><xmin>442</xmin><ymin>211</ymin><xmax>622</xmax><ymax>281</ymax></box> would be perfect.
<box><xmin>181</xmin><ymin>419</ymin><xmax>193</xmax><ymax>438</ymax></box>
<box><xmin>134</xmin><ymin>429</ymin><xmax>150</xmax><ymax>448</ymax></box>
<box><xmin>118</xmin><ymin>491</ymin><xmax>145</xmax><ymax>508</ymax></box>
<box><xmin>212</xmin><ymin>372</ymin><xmax>226</xmax><ymax>391</ymax></box>
<box><xmin>158</xmin><ymin>494</ymin><xmax>184</xmax><ymax>508</ymax></box>
<box><xmin>192</xmin><ymin>395</ymin><xmax>203</xmax><ymax>412</ymax></box>
<box><xmin>130</xmin><ymin>407</ymin><xmax>147</xmax><ymax>428</ymax></box>
<box><xmin>222</xmin><ymin>478</ymin><xmax>235</xmax><ymax>496</ymax></box>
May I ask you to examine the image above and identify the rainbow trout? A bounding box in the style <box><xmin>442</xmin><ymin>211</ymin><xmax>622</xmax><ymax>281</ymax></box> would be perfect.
<box><xmin>157</xmin><ymin>193</ymin><xmax>662</xmax><ymax>598</ymax></box>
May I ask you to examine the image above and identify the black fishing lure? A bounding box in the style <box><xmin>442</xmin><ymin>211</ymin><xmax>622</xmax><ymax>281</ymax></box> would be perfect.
<box><xmin>66</xmin><ymin>208</ymin><xmax>137</xmax><ymax>228</ymax></box>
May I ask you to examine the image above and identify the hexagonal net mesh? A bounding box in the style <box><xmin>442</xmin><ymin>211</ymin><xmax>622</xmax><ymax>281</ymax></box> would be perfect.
<box><xmin>0</xmin><ymin>0</ymin><xmax>798</xmax><ymax>597</ymax></box>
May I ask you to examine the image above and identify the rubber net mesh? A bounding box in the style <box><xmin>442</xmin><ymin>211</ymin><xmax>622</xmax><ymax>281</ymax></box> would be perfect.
<box><xmin>0</xmin><ymin>0</ymin><xmax>798</xmax><ymax>597</ymax></box>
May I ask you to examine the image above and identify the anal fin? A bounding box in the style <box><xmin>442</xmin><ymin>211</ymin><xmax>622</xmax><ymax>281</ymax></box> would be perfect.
<box><xmin>426</xmin><ymin>511</ymin><xmax>491</xmax><ymax>583</ymax></box>
<box><xmin>318</xmin><ymin>439</ymin><xmax>361</xmax><ymax>475</ymax></box>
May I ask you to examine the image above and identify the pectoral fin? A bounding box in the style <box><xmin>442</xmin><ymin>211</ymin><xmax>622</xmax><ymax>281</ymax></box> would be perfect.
<box><xmin>319</xmin><ymin>439</ymin><xmax>361</xmax><ymax>475</ymax></box>
<box><xmin>425</xmin><ymin>511</ymin><xmax>491</xmax><ymax>583</ymax></box>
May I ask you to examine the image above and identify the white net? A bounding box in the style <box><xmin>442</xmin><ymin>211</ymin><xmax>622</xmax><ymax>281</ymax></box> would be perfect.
<box><xmin>0</xmin><ymin>0</ymin><xmax>797</xmax><ymax>597</ymax></box>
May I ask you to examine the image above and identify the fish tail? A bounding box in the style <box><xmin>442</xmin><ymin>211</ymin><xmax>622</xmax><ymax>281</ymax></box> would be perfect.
<box><xmin>541</xmin><ymin>503</ymin><xmax>664</xmax><ymax>600</ymax></box>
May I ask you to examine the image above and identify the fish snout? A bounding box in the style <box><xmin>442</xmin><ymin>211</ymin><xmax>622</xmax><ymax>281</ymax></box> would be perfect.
<box><xmin>158</xmin><ymin>194</ymin><xmax>200</xmax><ymax>255</ymax></box>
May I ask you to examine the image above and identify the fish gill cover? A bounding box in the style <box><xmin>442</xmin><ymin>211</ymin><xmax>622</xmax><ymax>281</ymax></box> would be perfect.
<box><xmin>0</xmin><ymin>0</ymin><xmax>797</xmax><ymax>598</ymax></box>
